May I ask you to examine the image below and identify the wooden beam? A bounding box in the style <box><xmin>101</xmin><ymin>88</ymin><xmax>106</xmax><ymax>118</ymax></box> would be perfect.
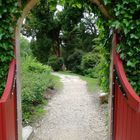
<box><xmin>16</xmin><ymin>1</ymin><xmax>38</xmax><ymax>140</ymax></box>
<box><xmin>90</xmin><ymin>0</ymin><xmax>112</xmax><ymax>19</ymax></box>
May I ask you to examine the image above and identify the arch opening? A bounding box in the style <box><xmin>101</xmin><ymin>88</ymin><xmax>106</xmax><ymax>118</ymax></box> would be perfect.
<box><xmin>15</xmin><ymin>0</ymin><xmax>113</xmax><ymax>139</ymax></box>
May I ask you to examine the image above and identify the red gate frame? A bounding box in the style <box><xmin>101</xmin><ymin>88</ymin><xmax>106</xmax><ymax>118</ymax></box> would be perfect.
<box><xmin>0</xmin><ymin>59</ymin><xmax>17</xmax><ymax>140</ymax></box>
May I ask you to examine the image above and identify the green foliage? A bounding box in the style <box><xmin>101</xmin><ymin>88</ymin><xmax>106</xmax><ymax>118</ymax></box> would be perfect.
<box><xmin>0</xmin><ymin>1</ymin><xmax>21</xmax><ymax>97</ymax></box>
<box><xmin>60</xmin><ymin>5</ymin><xmax>98</xmax><ymax>73</ymax></box>
<box><xmin>97</xmin><ymin>57</ymin><xmax>110</xmax><ymax>93</ymax></box>
<box><xmin>47</xmin><ymin>55</ymin><xmax>64</xmax><ymax>71</ymax></box>
<box><xmin>21</xmin><ymin>56</ymin><xmax>53</xmax><ymax>124</ymax></box>
<box><xmin>81</xmin><ymin>52</ymin><xmax>100</xmax><ymax>78</ymax></box>
<box><xmin>107</xmin><ymin>0</ymin><xmax>140</xmax><ymax>95</ymax></box>
<box><xmin>22</xmin><ymin>2</ymin><xmax>97</xmax><ymax>69</ymax></box>
<box><xmin>1</xmin><ymin>0</ymin><xmax>140</xmax><ymax>97</ymax></box>
<box><xmin>22</xmin><ymin>56</ymin><xmax>52</xmax><ymax>73</ymax></box>
<box><xmin>59</xmin><ymin>3</ymin><xmax>84</xmax><ymax>32</ymax></box>
<box><xmin>66</xmin><ymin>49</ymin><xmax>84</xmax><ymax>73</ymax></box>
<box><xmin>30</xmin><ymin>38</ymin><xmax>52</xmax><ymax>64</ymax></box>
<box><xmin>22</xmin><ymin>0</ymin><xmax>61</xmax><ymax>64</ymax></box>
<box><xmin>50</xmin><ymin>74</ymin><xmax>63</xmax><ymax>90</ymax></box>
<box><xmin>20</xmin><ymin>36</ymin><xmax>32</xmax><ymax>57</ymax></box>
<box><xmin>80</xmin><ymin>76</ymin><xmax>99</xmax><ymax>93</ymax></box>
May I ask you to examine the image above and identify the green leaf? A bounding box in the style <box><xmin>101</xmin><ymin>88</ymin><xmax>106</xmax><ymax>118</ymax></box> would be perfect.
<box><xmin>127</xmin><ymin>61</ymin><xmax>136</xmax><ymax>68</ymax></box>
<box><xmin>130</xmin><ymin>34</ymin><xmax>139</xmax><ymax>39</ymax></box>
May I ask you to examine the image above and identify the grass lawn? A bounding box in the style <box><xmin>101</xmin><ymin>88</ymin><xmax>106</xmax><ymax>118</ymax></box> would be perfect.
<box><xmin>59</xmin><ymin>71</ymin><xmax>99</xmax><ymax>93</ymax></box>
<box><xmin>51</xmin><ymin>74</ymin><xmax>63</xmax><ymax>90</ymax></box>
<box><xmin>80</xmin><ymin>76</ymin><xmax>99</xmax><ymax>93</ymax></box>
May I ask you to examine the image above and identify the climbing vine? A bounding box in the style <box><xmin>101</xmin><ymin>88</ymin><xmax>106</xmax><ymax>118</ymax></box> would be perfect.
<box><xmin>0</xmin><ymin>1</ymin><xmax>21</xmax><ymax>96</ymax></box>
<box><xmin>108</xmin><ymin>0</ymin><xmax>140</xmax><ymax>94</ymax></box>
<box><xmin>0</xmin><ymin>0</ymin><xmax>140</xmax><ymax>96</ymax></box>
<box><xmin>89</xmin><ymin>0</ymin><xmax>140</xmax><ymax>95</ymax></box>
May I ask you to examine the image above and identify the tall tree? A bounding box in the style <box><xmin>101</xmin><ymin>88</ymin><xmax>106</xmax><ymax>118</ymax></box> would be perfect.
<box><xmin>21</xmin><ymin>0</ymin><xmax>61</xmax><ymax>63</ymax></box>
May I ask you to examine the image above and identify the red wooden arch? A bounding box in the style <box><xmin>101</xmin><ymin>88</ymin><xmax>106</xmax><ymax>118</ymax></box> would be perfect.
<box><xmin>0</xmin><ymin>0</ymin><xmax>140</xmax><ymax>139</ymax></box>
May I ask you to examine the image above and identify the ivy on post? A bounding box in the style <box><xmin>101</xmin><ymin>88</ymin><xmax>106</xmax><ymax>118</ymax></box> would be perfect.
<box><xmin>0</xmin><ymin>0</ymin><xmax>21</xmax><ymax>96</ymax></box>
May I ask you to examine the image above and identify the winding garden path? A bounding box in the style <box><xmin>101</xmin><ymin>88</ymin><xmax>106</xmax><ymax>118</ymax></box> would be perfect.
<box><xmin>31</xmin><ymin>73</ymin><xmax>108</xmax><ymax>140</ymax></box>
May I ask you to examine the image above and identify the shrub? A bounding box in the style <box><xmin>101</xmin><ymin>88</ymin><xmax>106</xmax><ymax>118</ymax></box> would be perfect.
<box><xmin>96</xmin><ymin>59</ymin><xmax>109</xmax><ymax>93</ymax></box>
<box><xmin>81</xmin><ymin>68</ymin><xmax>97</xmax><ymax>78</ymax></box>
<box><xmin>81</xmin><ymin>52</ymin><xmax>100</xmax><ymax>78</ymax></box>
<box><xmin>22</xmin><ymin>56</ymin><xmax>51</xmax><ymax>73</ymax></box>
<box><xmin>21</xmin><ymin>56</ymin><xmax>53</xmax><ymax>124</ymax></box>
<box><xmin>30</xmin><ymin>38</ymin><xmax>53</xmax><ymax>64</ymax></box>
<box><xmin>81</xmin><ymin>52</ymin><xmax>100</xmax><ymax>68</ymax></box>
<box><xmin>66</xmin><ymin>49</ymin><xmax>84</xmax><ymax>73</ymax></box>
<box><xmin>47</xmin><ymin>55</ymin><xmax>64</xmax><ymax>71</ymax></box>
<box><xmin>20</xmin><ymin>36</ymin><xmax>32</xmax><ymax>57</ymax></box>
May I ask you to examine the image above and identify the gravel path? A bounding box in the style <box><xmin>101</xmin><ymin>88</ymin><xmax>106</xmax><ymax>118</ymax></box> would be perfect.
<box><xmin>31</xmin><ymin>73</ymin><xmax>108</xmax><ymax>140</ymax></box>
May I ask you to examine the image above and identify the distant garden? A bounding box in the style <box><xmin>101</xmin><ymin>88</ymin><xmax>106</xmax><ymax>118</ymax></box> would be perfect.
<box><xmin>21</xmin><ymin>0</ymin><xmax>110</xmax><ymax>93</ymax></box>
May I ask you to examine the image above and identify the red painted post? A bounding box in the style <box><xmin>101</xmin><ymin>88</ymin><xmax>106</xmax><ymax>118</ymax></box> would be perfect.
<box><xmin>0</xmin><ymin>59</ymin><xmax>17</xmax><ymax>140</ymax></box>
